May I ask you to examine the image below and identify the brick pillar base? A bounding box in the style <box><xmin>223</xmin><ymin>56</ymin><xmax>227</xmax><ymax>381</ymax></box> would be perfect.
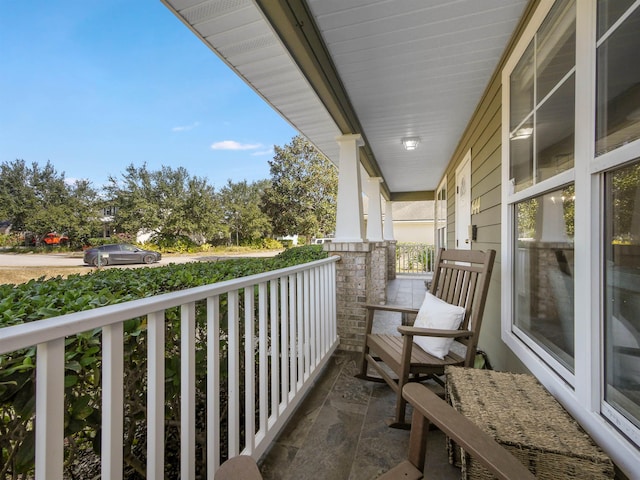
<box><xmin>387</xmin><ymin>240</ymin><xmax>397</xmax><ymax>280</ymax></box>
<box><xmin>324</xmin><ymin>242</ymin><xmax>388</xmax><ymax>352</ymax></box>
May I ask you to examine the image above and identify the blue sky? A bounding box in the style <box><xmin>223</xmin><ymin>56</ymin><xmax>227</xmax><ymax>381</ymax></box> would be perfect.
<box><xmin>0</xmin><ymin>0</ymin><xmax>297</xmax><ymax>189</ymax></box>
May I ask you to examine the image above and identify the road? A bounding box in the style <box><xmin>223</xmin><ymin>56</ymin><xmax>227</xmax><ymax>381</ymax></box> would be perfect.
<box><xmin>0</xmin><ymin>250</ymin><xmax>281</xmax><ymax>268</ymax></box>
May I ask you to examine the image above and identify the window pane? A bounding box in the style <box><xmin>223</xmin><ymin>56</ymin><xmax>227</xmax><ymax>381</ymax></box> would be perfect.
<box><xmin>536</xmin><ymin>0</ymin><xmax>576</xmax><ymax>102</ymax></box>
<box><xmin>514</xmin><ymin>186</ymin><xmax>575</xmax><ymax>371</ymax></box>
<box><xmin>510</xmin><ymin>117</ymin><xmax>534</xmax><ymax>193</ymax></box>
<box><xmin>510</xmin><ymin>41</ymin><xmax>535</xmax><ymax>130</ymax></box>
<box><xmin>537</xmin><ymin>74</ymin><xmax>575</xmax><ymax>183</ymax></box>
<box><xmin>604</xmin><ymin>160</ymin><xmax>640</xmax><ymax>429</ymax></box>
<box><xmin>597</xmin><ymin>0</ymin><xmax>636</xmax><ymax>40</ymax></box>
<box><xmin>596</xmin><ymin>6</ymin><xmax>640</xmax><ymax>156</ymax></box>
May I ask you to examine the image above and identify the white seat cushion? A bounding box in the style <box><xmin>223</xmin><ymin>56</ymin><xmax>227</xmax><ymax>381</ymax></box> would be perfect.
<box><xmin>412</xmin><ymin>292</ymin><xmax>466</xmax><ymax>359</ymax></box>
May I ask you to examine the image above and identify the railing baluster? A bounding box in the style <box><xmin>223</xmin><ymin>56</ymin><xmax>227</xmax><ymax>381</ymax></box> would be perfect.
<box><xmin>270</xmin><ymin>279</ymin><xmax>280</xmax><ymax>424</ymax></box>
<box><xmin>280</xmin><ymin>276</ymin><xmax>289</xmax><ymax>412</ymax></box>
<box><xmin>258</xmin><ymin>282</ymin><xmax>268</xmax><ymax>437</ymax></box>
<box><xmin>181</xmin><ymin>302</ymin><xmax>196</xmax><ymax>480</ymax></box>
<box><xmin>296</xmin><ymin>272</ymin><xmax>304</xmax><ymax>390</ymax></box>
<box><xmin>147</xmin><ymin>310</ymin><xmax>165</xmax><ymax>480</ymax></box>
<box><xmin>207</xmin><ymin>295</ymin><xmax>221</xmax><ymax>478</ymax></box>
<box><xmin>289</xmin><ymin>274</ymin><xmax>297</xmax><ymax>398</ymax></box>
<box><xmin>303</xmin><ymin>269</ymin><xmax>311</xmax><ymax>380</ymax></box>
<box><xmin>309</xmin><ymin>268</ymin><xmax>316</xmax><ymax>369</ymax></box>
<box><xmin>102</xmin><ymin>323</ymin><xmax>124</xmax><ymax>480</ymax></box>
<box><xmin>244</xmin><ymin>288</ymin><xmax>255</xmax><ymax>453</ymax></box>
<box><xmin>36</xmin><ymin>338</ymin><xmax>65</xmax><ymax>480</ymax></box>
<box><xmin>228</xmin><ymin>290</ymin><xmax>240</xmax><ymax>457</ymax></box>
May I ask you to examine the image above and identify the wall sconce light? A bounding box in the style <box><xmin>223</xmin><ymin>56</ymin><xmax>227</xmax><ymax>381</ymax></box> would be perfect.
<box><xmin>402</xmin><ymin>137</ymin><xmax>420</xmax><ymax>150</ymax></box>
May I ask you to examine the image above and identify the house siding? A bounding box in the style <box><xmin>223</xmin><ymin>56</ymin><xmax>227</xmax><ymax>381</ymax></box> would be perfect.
<box><xmin>440</xmin><ymin>0</ymin><xmax>540</xmax><ymax>372</ymax></box>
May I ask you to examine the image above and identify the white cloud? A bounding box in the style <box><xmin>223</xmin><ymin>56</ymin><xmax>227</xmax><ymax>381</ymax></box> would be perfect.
<box><xmin>251</xmin><ymin>149</ymin><xmax>273</xmax><ymax>156</ymax></box>
<box><xmin>172</xmin><ymin>121</ymin><xmax>200</xmax><ymax>132</ymax></box>
<box><xmin>211</xmin><ymin>140</ymin><xmax>262</xmax><ymax>151</ymax></box>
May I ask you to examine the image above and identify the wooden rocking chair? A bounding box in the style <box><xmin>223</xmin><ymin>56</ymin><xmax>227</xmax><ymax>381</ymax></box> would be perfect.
<box><xmin>357</xmin><ymin>248</ymin><xmax>496</xmax><ymax>427</ymax></box>
<box><xmin>378</xmin><ymin>383</ymin><xmax>535</xmax><ymax>480</ymax></box>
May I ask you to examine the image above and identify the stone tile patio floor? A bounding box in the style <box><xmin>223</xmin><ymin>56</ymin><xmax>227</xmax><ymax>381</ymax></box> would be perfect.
<box><xmin>259</xmin><ymin>276</ymin><xmax>460</xmax><ymax>480</ymax></box>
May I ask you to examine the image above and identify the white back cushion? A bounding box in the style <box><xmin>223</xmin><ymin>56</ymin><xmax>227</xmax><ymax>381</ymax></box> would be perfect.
<box><xmin>412</xmin><ymin>291</ymin><xmax>466</xmax><ymax>359</ymax></box>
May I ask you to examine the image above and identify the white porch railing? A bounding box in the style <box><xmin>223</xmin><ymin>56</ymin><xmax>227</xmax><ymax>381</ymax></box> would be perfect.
<box><xmin>396</xmin><ymin>243</ymin><xmax>435</xmax><ymax>275</ymax></box>
<box><xmin>0</xmin><ymin>256</ymin><xmax>339</xmax><ymax>480</ymax></box>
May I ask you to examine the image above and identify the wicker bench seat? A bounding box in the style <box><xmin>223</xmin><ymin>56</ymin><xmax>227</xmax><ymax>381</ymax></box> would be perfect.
<box><xmin>445</xmin><ymin>367</ymin><xmax>614</xmax><ymax>480</ymax></box>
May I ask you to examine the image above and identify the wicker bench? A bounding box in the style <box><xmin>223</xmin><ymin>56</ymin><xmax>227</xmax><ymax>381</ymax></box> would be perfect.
<box><xmin>445</xmin><ymin>367</ymin><xmax>614</xmax><ymax>480</ymax></box>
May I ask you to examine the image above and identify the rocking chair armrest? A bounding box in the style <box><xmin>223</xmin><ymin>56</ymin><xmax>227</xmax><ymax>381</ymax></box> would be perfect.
<box><xmin>397</xmin><ymin>325</ymin><xmax>473</xmax><ymax>339</ymax></box>
<box><xmin>365</xmin><ymin>303</ymin><xmax>420</xmax><ymax>315</ymax></box>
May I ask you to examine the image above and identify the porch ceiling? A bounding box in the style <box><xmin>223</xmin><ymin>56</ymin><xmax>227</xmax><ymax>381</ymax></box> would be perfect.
<box><xmin>162</xmin><ymin>0</ymin><xmax>528</xmax><ymax>199</ymax></box>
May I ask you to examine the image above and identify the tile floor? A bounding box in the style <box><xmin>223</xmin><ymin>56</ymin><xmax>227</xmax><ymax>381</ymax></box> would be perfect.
<box><xmin>259</xmin><ymin>276</ymin><xmax>459</xmax><ymax>479</ymax></box>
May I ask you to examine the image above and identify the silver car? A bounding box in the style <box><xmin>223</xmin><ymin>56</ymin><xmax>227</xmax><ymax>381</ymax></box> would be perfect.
<box><xmin>83</xmin><ymin>243</ymin><xmax>161</xmax><ymax>267</ymax></box>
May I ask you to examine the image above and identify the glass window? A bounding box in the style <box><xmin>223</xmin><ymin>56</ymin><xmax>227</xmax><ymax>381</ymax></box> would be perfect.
<box><xmin>536</xmin><ymin>74</ymin><xmax>575</xmax><ymax>183</ymax></box>
<box><xmin>604</xmin><ymin>160</ymin><xmax>640</xmax><ymax>430</ymax></box>
<box><xmin>509</xmin><ymin>0</ymin><xmax>576</xmax><ymax>192</ymax></box>
<box><xmin>514</xmin><ymin>186</ymin><xmax>575</xmax><ymax>371</ymax></box>
<box><xmin>510</xmin><ymin>117</ymin><xmax>534</xmax><ymax>192</ymax></box>
<box><xmin>510</xmin><ymin>41</ymin><xmax>535</xmax><ymax>130</ymax></box>
<box><xmin>536</xmin><ymin>1</ymin><xmax>576</xmax><ymax>101</ymax></box>
<box><xmin>597</xmin><ymin>0</ymin><xmax>636</xmax><ymax>40</ymax></box>
<box><xmin>596</xmin><ymin>6</ymin><xmax>640</xmax><ymax>156</ymax></box>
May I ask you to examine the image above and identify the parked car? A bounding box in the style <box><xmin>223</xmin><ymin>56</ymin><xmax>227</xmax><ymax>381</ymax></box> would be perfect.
<box><xmin>83</xmin><ymin>243</ymin><xmax>161</xmax><ymax>267</ymax></box>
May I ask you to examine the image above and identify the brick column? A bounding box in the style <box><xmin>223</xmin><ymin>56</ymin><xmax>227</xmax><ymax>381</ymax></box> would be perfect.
<box><xmin>387</xmin><ymin>240</ymin><xmax>397</xmax><ymax>280</ymax></box>
<box><xmin>325</xmin><ymin>241</ymin><xmax>389</xmax><ymax>351</ymax></box>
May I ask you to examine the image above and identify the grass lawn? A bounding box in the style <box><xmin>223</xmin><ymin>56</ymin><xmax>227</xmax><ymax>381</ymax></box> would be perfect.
<box><xmin>0</xmin><ymin>266</ymin><xmax>91</xmax><ymax>285</ymax></box>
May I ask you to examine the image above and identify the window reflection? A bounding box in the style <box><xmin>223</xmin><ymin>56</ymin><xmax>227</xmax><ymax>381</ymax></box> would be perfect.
<box><xmin>514</xmin><ymin>186</ymin><xmax>575</xmax><ymax>371</ymax></box>
<box><xmin>537</xmin><ymin>74</ymin><xmax>575</xmax><ymax>183</ymax></box>
<box><xmin>605</xmin><ymin>160</ymin><xmax>640</xmax><ymax>429</ymax></box>
<box><xmin>596</xmin><ymin>6</ymin><xmax>640</xmax><ymax>155</ymax></box>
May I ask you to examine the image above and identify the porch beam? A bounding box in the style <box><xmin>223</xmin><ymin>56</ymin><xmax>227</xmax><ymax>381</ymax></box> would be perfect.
<box><xmin>253</xmin><ymin>0</ymin><xmax>390</xmax><ymax>199</ymax></box>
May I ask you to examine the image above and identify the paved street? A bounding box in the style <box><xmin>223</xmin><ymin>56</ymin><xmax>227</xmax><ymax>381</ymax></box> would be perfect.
<box><xmin>0</xmin><ymin>250</ymin><xmax>281</xmax><ymax>268</ymax></box>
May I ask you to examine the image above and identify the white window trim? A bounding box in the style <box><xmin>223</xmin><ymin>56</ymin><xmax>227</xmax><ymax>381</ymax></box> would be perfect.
<box><xmin>435</xmin><ymin>175</ymin><xmax>447</xmax><ymax>250</ymax></box>
<box><xmin>501</xmin><ymin>0</ymin><xmax>640</xmax><ymax>475</ymax></box>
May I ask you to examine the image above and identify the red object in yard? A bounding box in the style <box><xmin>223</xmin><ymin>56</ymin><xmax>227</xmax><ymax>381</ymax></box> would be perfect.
<box><xmin>41</xmin><ymin>232</ymin><xmax>69</xmax><ymax>246</ymax></box>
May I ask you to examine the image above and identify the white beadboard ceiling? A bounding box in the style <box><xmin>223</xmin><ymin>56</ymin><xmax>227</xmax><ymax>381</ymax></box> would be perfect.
<box><xmin>162</xmin><ymin>0</ymin><xmax>528</xmax><ymax>197</ymax></box>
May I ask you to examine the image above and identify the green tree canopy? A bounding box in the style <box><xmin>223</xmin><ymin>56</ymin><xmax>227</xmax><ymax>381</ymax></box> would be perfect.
<box><xmin>0</xmin><ymin>159</ymin><xmax>101</xmax><ymax>244</ymax></box>
<box><xmin>262</xmin><ymin>135</ymin><xmax>337</xmax><ymax>238</ymax></box>
<box><xmin>105</xmin><ymin>164</ymin><xmax>225</xmax><ymax>243</ymax></box>
<box><xmin>219</xmin><ymin>179</ymin><xmax>272</xmax><ymax>245</ymax></box>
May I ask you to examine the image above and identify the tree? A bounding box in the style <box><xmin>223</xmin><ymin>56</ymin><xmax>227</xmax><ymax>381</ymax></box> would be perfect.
<box><xmin>262</xmin><ymin>135</ymin><xmax>338</xmax><ymax>238</ymax></box>
<box><xmin>0</xmin><ymin>159</ymin><xmax>40</xmax><ymax>232</ymax></box>
<box><xmin>0</xmin><ymin>160</ymin><xmax>101</xmax><ymax>245</ymax></box>
<box><xmin>105</xmin><ymin>164</ymin><xmax>225</xmax><ymax>243</ymax></box>
<box><xmin>219</xmin><ymin>179</ymin><xmax>272</xmax><ymax>245</ymax></box>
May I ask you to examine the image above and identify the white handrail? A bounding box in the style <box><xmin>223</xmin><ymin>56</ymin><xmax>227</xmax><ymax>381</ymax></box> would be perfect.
<box><xmin>0</xmin><ymin>256</ymin><xmax>340</xmax><ymax>479</ymax></box>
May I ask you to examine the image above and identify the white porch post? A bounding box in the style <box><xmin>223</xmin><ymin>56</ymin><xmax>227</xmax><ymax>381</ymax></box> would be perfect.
<box><xmin>366</xmin><ymin>177</ymin><xmax>384</xmax><ymax>242</ymax></box>
<box><xmin>383</xmin><ymin>199</ymin><xmax>395</xmax><ymax>241</ymax></box>
<box><xmin>334</xmin><ymin>134</ymin><xmax>364</xmax><ymax>242</ymax></box>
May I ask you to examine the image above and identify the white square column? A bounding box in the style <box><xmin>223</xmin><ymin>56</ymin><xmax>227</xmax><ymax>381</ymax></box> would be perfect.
<box><xmin>365</xmin><ymin>177</ymin><xmax>384</xmax><ymax>242</ymax></box>
<box><xmin>334</xmin><ymin>134</ymin><xmax>365</xmax><ymax>242</ymax></box>
<box><xmin>383</xmin><ymin>199</ymin><xmax>395</xmax><ymax>241</ymax></box>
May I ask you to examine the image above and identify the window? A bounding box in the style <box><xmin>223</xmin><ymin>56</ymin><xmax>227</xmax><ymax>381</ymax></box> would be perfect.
<box><xmin>598</xmin><ymin>0</ymin><xmax>640</xmax><ymax>441</ymax></box>
<box><xmin>503</xmin><ymin>0</ymin><xmax>640</xmax><ymax>466</ymax></box>
<box><xmin>507</xmin><ymin>0</ymin><xmax>577</xmax><ymax>371</ymax></box>
<box><xmin>596</xmin><ymin>3</ymin><xmax>640</xmax><ymax>155</ymax></box>
<box><xmin>509</xmin><ymin>0</ymin><xmax>576</xmax><ymax>193</ymax></box>
<box><xmin>514</xmin><ymin>186</ymin><xmax>575</xmax><ymax>371</ymax></box>
<box><xmin>604</xmin><ymin>160</ymin><xmax>640</xmax><ymax>430</ymax></box>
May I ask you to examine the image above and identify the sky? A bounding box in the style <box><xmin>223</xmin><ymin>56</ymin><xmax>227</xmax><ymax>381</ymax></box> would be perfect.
<box><xmin>0</xmin><ymin>0</ymin><xmax>297</xmax><ymax>190</ymax></box>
